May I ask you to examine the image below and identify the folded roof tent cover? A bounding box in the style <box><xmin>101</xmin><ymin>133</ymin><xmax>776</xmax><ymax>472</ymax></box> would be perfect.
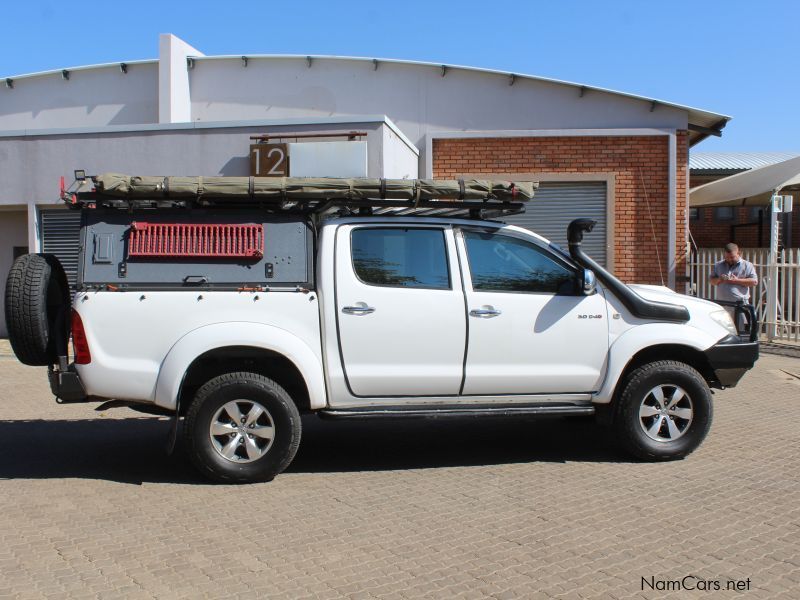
<box><xmin>91</xmin><ymin>174</ymin><xmax>537</xmax><ymax>202</ymax></box>
<box><xmin>690</xmin><ymin>155</ymin><xmax>800</xmax><ymax>207</ymax></box>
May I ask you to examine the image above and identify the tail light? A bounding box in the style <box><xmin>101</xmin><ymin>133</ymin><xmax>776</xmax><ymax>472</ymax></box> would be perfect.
<box><xmin>71</xmin><ymin>310</ymin><xmax>91</xmax><ymax>364</ymax></box>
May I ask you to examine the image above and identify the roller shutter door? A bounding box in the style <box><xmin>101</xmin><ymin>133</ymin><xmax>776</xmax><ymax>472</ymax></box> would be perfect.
<box><xmin>40</xmin><ymin>209</ymin><xmax>82</xmax><ymax>290</ymax></box>
<box><xmin>504</xmin><ymin>181</ymin><xmax>608</xmax><ymax>266</ymax></box>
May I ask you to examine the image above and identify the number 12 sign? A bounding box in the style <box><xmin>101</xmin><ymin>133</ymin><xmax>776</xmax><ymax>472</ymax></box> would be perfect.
<box><xmin>250</xmin><ymin>143</ymin><xmax>289</xmax><ymax>177</ymax></box>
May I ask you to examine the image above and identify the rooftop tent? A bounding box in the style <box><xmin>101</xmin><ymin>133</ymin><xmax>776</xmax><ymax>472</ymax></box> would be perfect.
<box><xmin>89</xmin><ymin>174</ymin><xmax>536</xmax><ymax>202</ymax></box>
<box><xmin>73</xmin><ymin>174</ymin><xmax>538</xmax><ymax>216</ymax></box>
<box><xmin>690</xmin><ymin>155</ymin><xmax>800</xmax><ymax>207</ymax></box>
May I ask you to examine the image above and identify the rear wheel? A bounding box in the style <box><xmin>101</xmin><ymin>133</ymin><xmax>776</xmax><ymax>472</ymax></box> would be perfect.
<box><xmin>613</xmin><ymin>360</ymin><xmax>712</xmax><ymax>461</ymax></box>
<box><xmin>184</xmin><ymin>372</ymin><xmax>301</xmax><ymax>483</ymax></box>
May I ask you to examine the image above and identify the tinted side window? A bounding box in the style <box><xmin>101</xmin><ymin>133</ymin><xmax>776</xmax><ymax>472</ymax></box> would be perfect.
<box><xmin>463</xmin><ymin>231</ymin><xmax>575</xmax><ymax>294</ymax></box>
<box><xmin>351</xmin><ymin>228</ymin><xmax>450</xmax><ymax>289</ymax></box>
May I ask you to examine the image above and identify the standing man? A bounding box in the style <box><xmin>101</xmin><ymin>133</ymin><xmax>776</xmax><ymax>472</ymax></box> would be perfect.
<box><xmin>710</xmin><ymin>243</ymin><xmax>758</xmax><ymax>332</ymax></box>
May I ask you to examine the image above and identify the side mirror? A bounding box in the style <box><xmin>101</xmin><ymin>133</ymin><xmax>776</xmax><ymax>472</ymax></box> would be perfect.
<box><xmin>581</xmin><ymin>269</ymin><xmax>597</xmax><ymax>296</ymax></box>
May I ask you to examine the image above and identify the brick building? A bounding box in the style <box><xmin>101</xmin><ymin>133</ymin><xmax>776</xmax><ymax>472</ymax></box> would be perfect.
<box><xmin>0</xmin><ymin>34</ymin><xmax>730</xmax><ymax>335</ymax></box>
<box><xmin>434</xmin><ymin>133</ymin><xmax>688</xmax><ymax>285</ymax></box>
<box><xmin>689</xmin><ymin>152</ymin><xmax>799</xmax><ymax>249</ymax></box>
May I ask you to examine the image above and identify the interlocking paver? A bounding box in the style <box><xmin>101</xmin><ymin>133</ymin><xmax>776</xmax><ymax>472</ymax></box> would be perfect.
<box><xmin>0</xmin><ymin>345</ymin><xmax>798</xmax><ymax>598</ymax></box>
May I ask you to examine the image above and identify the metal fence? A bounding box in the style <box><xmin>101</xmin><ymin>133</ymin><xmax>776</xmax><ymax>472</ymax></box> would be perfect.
<box><xmin>689</xmin><ymin>248</ymin><xmax>800</xmax><ymax>342</ymax></box>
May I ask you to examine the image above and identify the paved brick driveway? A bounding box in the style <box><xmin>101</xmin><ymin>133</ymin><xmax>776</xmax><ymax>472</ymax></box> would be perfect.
<box><xmin>0</xmin><ymin>345</ymin><xmax>798</xmax><ymax>599</ymax></box>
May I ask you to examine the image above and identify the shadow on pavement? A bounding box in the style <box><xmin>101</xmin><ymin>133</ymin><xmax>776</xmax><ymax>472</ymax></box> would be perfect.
<box><xmin>0</xmin><ymin>417</ymin><xmax>202</xmax><ymax>485</ymax></box>
<box><xmin>289</xmin><ymin>415</ymin><xmax>630</xmax><ymax>473</ymax></box>
<box><xmin>0</xmin><ymin>415</ymin><xmax>631</xmax><ymax>484</ymax></box>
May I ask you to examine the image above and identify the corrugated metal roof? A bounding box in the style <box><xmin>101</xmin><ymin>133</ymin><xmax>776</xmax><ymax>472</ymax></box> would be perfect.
<box><xmin>690</xmin><ymin>155</ymin><xmax>800</xmax><ymax>206</ymax></box>
<box><xmin>690</xmin><ymin>152</ymin><xmax>800</xmax><ymax>171</ymax></box>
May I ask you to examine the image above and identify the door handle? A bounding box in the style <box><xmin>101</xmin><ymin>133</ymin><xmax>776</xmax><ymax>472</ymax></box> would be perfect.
<box><xmin>342</xmin><ymin>304</ymin><xmax>376</xmax><ymax>315</ymax></box>
<box><xmin>469</xmin><ymin>307</ymin><xmax>502</xmax><ymax>318</ymax></box>
<box><xmin>183</xmin><ymin>275</ymin><xmax>208</xmax><ymax>285</ymax></box>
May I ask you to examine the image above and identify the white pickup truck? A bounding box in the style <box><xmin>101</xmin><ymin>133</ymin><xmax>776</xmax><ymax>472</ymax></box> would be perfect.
<box><xmin>4</xmin><ymin>174</ymin><xmax>758</xmax><ymax>483</ymax></box>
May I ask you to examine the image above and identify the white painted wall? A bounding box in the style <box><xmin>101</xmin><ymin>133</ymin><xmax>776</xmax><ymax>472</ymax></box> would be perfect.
<box><xmin>0</xmin><ymin>63</ymin><xmax>158</xmax><ymax>130</ymax></box>
<box><xmin>188</xmin><ymin>57</ymin><xmax>690</xmax><ymax>157</ymax></box>
<box><xmin>0</xmin><ymin>209</ymin><xmax>29</xmax><ymax>337</ymax></box>
<box><xmin>382</xmin><ymin>126</ymin><xmax>419</xmax><ymax>179</ymax></box>
<box><xmin>0</xmin><ymin>120</ymin><xmax>406</xmax><ymax>208</ymax></box>
<box><xmin>288</xmin><ymin>141</ymin><xmax>368</xmax><ymax>177</ymax></box>
<box><xmin>158</xmin><ymin>34</ymin><xmax>204</xmax><ymax>124</ymax></box>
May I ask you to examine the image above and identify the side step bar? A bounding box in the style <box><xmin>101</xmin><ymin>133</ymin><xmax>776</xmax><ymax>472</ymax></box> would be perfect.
<box><xmin>318</xmin><ymin>404</ymin><xmax>595</xmax><ymax>420</ymax></box>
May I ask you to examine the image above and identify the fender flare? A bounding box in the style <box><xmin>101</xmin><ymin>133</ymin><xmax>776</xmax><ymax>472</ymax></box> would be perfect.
<box><xmin>153</xmin><ymin>321</ymin><xmax>326</xmax><ymax>410</ymax></box>
<box><xmin>593</xmin><ymin>324</ymin><xmax>720</xmax><ymax>404</ymax></box>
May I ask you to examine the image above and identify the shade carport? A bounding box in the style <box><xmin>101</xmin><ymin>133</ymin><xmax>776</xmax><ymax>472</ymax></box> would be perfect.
<box><xmin>690</xmin><ymin>155</ymin><xmax>800</xmax><ymax>207</ymax></box>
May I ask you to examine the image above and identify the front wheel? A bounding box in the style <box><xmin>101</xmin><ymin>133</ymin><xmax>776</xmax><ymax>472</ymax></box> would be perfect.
<box><xmin>184</xmin><ymin>372</ymin><xmax>301</xmax><ymax>483</ymax></box>
<box><xmin>613</xmin><ymin>360</ymin><xmax>712</xmax><ymax>461</ymax></box>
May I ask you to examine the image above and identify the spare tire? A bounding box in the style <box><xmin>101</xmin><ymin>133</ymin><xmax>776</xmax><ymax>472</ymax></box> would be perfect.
<box><xmin>4</xmin><ymin>254</ymin><xmax>71</xmax><ymax>366</ymax></box>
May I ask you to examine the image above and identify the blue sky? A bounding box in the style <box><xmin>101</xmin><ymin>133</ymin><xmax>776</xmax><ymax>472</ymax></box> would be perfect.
<box><xmin>1</xmin><ymin>0</ymin><xmax>797</xmax><ymax>153</ymax></box>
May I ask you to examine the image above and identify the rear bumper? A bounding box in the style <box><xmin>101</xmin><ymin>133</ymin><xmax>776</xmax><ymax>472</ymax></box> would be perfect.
<box><xmin>704</xmin><ymin>335</ymin><xmax>759</xmax><ymax>388</ymax></box>
<box><xmin>48</xmin><ymin>365</ymin><xmax>88</xmax><ymax>403</ymax></box>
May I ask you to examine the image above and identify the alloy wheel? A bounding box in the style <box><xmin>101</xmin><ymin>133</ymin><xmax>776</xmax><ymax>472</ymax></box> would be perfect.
<box><xmin>209</xmin><ymin>400</ymin><xmax>275</xmax><ymax>463</ymax></box>
<box><xmin>638</xmin><ymin>384</ymin><xmax>694</xmax><ymax>442</ymax></box>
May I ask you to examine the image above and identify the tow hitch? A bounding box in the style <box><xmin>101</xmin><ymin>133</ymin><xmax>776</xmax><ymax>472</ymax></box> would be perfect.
<box><xmin>48</xmin><ymin>364</ymin><xmax>88</xmax><ymax>403</ymax></box>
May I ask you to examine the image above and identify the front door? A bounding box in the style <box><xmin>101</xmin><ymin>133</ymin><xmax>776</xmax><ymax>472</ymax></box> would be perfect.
<box><xmin>335</xmin><ymin>224</ymin><xmax>466</xmax><ymax>397</ymax></box>
<box><xmin>458</xmin><ymin>228</ymin><xmax>609</xmax><ymax>395</ymax></box>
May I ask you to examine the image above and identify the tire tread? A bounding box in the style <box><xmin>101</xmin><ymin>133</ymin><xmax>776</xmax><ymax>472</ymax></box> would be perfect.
<box><xmin>4</xmin><ymin>254</ymin><xmax>66</xmax><ymax>366</ymax></box>
<box><xmin>613</xmin><ymin>360</ymin><xmax>712</xmax><ymax>461</ymax></box>
<box><xmin>183</xmin><ymin>371</ymin><xmax>301</xmax><ymax>483</ymax></box>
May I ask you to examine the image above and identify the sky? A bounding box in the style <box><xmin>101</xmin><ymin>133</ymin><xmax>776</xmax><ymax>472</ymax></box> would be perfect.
<box><xmin>1</xmin><ymin>0</ymin><xmax>797</xmax><ymax>153</ymax></box>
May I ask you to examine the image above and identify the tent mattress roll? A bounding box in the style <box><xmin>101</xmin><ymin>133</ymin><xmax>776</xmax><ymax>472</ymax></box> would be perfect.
<box><xmin>93</xmin><ymin>174</ymin><xmax>536</xmax><ymax>201</ymax></box>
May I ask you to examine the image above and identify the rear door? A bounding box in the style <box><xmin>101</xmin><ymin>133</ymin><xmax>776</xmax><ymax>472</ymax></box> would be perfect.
<box><xmin>335</xmin><ymin>224</ymin><xmax>467</xmax><ymax>397</ymax></box>
<box><xmin>458</xmin><ymin>227</ymin><xmax>609</xmax><ymax>395</ymax></box>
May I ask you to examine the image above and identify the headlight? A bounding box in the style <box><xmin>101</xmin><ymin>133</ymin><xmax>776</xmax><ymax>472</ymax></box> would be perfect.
<box><xmin>710</xmin><ymin>309</ymin><xmax>737</xmax><ymax>335</ymax></box>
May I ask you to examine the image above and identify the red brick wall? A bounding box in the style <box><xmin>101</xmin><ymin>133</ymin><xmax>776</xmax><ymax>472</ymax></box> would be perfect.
<box><xmin>676</xmin><ymin>132</ymin><xmax>689</xmax><ymax>283</ymax></box>
<box><xmin>433</xmin><ymin>133</ymin><xmax>689</xmax><ymax>286</ymax></box>
<box><xmin>689</xmin><ymin>175</ymin><xmax>799</xmax><ymax>249</ymax></box>
<box><xmin>690</xmin><ymin>175</ymin><xmax>720</xmax><ymax>189</ymax></box>
<box><xmin>690</xmin><ymin>206</ymin><xmax>799</xmax><ymax>249</ymax></box>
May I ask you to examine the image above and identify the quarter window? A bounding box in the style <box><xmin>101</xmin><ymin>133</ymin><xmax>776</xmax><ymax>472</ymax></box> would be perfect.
<box><xmin>351</xmin><ymin>228</ymin><xmax>450</xmax><ymax>289</ymax></box>
<box><xmin>463</xmin><ymin>231</ymin><xmax>575</xmax><ymax>294</ymax></box>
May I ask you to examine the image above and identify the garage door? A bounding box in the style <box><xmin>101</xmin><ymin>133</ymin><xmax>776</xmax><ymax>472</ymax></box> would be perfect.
<box><xmin>40</xmin><ymin>209</ymin><xmax>82</xmax><ymax>290</ymax></box>
<box><xmin>504</xmin><ymin>181</ymin><xmax>608</xmax><ymax>267</ymax></box>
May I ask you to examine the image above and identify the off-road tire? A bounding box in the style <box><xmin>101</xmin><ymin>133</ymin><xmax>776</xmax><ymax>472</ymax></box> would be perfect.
<box><xmin>613</xmin><ymin>360</ymin><xmax>712</xmax><ymax>461</ymax></box>
<box><xmin>4</xmin><ymin>253</ymin><xmax>71</xmax><ymax>366</ymax></box>
<box><xmin>184</xmin><ymin>372</ymin><xmax>302</xmax><ymax>483</ymax></box>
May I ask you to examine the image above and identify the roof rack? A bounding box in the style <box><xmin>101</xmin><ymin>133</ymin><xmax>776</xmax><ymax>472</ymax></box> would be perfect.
<box><xmin>62</xmin><ymin>173</ymin><xmax>538</xmax><ymax>219</ymax></box>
